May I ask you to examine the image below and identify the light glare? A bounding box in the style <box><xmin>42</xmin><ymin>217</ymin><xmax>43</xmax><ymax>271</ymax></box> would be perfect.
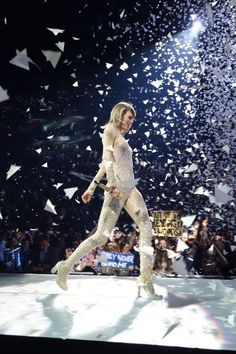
<box><xmin>192</xmin><ymin>20</ymin><xmax>204</xmax><ymax>33</ymax></box>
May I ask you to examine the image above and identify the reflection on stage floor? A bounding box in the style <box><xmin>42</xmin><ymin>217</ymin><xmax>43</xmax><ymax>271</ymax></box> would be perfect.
<box><xmin>0</xmin><ymin>273</ymin><xmax>235</xmax><ymax>351</ymax></box>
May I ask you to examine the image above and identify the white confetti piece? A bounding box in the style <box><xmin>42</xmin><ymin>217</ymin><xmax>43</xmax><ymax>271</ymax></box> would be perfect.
<box><xmin>120</xmin><ymin>9</ymin><xmax>125</xmax><ymax>18</ymax></box>
<box><xmin>218</xmin><ymin>183</ymin><xmax>232</xmax><ymax>194</ymax></box>
<box><xmin>166</xmin><ymin>249</ymin><xmax>178</xmax><ymax>259</ymax></box>
<box><xmin>106</xmin><ymin>63</ymin><xmax>113</xmax><ymax>69</ymax></box>
<box><xmin>46</xmin><ymin>27</ymin><xmax>65</xmax><ymax>35</ymax></box>
<box><xmin>53</xmin><ymin>183</ymin><xmax>63</xmax><ymax>189</ymax></box>
<box><xmin>55</xmin><ymin>41</ymin><xmax>65</xmax><ymax>51</ymax></box>
<box><xmin>9</xmin><ymin>48</ymin><xmax>39</xmax><ymax>70</ymax></box>
<box><xmin>184</xmin><ymin>163</ymin><xmax>198</xmax><ymax>173</ymax></box>
<box><xmin>35</xmin><ymin>149</ymin><xmax>42</xmax><ymax>155</ymax></box>
<box><xmin>6</xmin><ymin>165</ymin><xmax>21</xmax><ymax>180</ymax></box>
<box><xmin>44</xmin><ymin>199</ymin><xmax>57</xmax><ymax>214</ymax></box>
<box><xmin>150</xmin><ymin>79</ymin><xmax>163</xmax><ymax>90</ymax></box>
<box><xmin>120</xmin><ymin>62</ymin><xmax>128</xmax><ymax>71</ymax></box>
<box><xmin>207</xmin><ymin>244</ymin><xmax>214</xmax><ymax>255</ymax></box>
<box><xmin>176</xmin><ymin>239</ymin><xmax>189</xmax><ymax>252</ymax></box>
<box><xmin>222</xmin><ymin>145</ymin><xmax>230</xmax><ymax>153</ymax></box>
<box><xmin>181</xmin><ymin>215</ymin><xmax>196</xmax><ymax>228</ymax></box>
<box><xmin>0</xmin><ymin>86</ymin><xmax>9</xmax><ymax>103</ymax></box>
<box><xmin>193</xmin><ymin>186</ymin><xmax>211</xmax><ymax>196</ymax></box>
<box><xmin>64</xmin><ymin>187</ymin><xmax>78</xmax><ymax>199</ymax></box>
<box><xmin>42</xmin><ymin>50</ymin><xmax>62</xmax><ymax>68</ymax></box>
<box><xmin>215</xmin><ymin>186</ymin><xmax>234</xmax><ymax>204</ymax></box>
<box><xmin>162</xmin><ymin>322</ymin><xmax>181</xmax><ymax>339</ymax></box>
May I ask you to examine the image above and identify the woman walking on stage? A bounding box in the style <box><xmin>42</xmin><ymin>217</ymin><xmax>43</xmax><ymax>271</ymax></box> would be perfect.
<box><xmin>52</xmin><ymin>101</ymin><xmax>163</xmax><ymax>300</ymax></box>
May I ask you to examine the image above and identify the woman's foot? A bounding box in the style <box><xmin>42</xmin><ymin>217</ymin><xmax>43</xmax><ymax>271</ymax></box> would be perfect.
<box><xmin>51</xmin><ymin>260</ymin><xmax>70</xmax><ymax>290</ymax></box>
<box><xmin>137</xmin><ymin>276</ymin><xmax>163</xmax><ymax>300</ymax></box>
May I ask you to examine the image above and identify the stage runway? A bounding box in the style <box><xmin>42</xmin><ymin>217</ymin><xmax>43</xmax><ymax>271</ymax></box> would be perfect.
<box><xmin>0</xmin><ymin>273</ymin><xmax>235</xmax><ymax>352</ymax></box>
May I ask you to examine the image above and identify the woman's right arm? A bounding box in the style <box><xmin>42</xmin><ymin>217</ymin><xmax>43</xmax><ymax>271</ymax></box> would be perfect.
<box><xmin>81</xmin><ymin>163</ymin><xmax>106</xmax><ymax>203</ymax></box>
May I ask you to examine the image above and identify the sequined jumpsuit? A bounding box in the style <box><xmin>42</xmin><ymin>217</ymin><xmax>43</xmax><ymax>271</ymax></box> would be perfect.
<box><xmin>56</xmin><ymin>123</ymin><xmax>156</xmax><ymax>294</ymax></box>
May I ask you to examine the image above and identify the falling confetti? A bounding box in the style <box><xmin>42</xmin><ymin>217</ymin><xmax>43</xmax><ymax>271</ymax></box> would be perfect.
<box><xmin>44</xmin><ymin>199</ymin><xmax>57</xmax><ymax>215</ymax></box>
<box><xmin>55</xmin><ymin>42</ymin><xmax>65</xmax><ymax>51</ymax></box>
<box><xmin>63</xmin><ymin>187</ymin><xmax>78</xmax><ymax>199</ymax></box>
<box><xmin>162</xmin><ymin>322</ymin><xmax>181</xmax><ymax>339</ymax></box>
<box><xmin>46</xmin><ymin>28</ymin><xmax>65</xmax><ymax>35</ymax></box>
<box><xmin>0</xmin><ymin>86</ymin><xmax>9</xmax><ymax>103</ymax></box>
<box><xmin>0</xmin><ymin>0</ymin><xmax>234</xmax><ymax>236</ymax></box>
<box><xmin>35</xmin><ymin>148</ymin><xmax>42</xmax><ymax>154</ymax></box>
<box><xmin>53</xmin><ymin>183</ymin><xmax>63</xmax><ymax>189</ymax></box>
<box><xmin>176</xmin><ymin>239</ymin><xmax>189</xmax><ymax>252</ymax></box>
<box><xmin>41</xmin><ymin>50</ymin><xmax>62</xmax><ymax>68</ymax></box>
<box><xmin>9</xmin><ymin>48</ymin><xmax>39</xmax><ymax>70</ymax></box>
<box><xmin>181</xmin><ymin>215</ymin><xmax>196</xmax><ymax>228</ymax></box>
<box><xmin>6</xmin><ymin>165</ymin><xmax>21</xmax><ymax>180</ymax></box>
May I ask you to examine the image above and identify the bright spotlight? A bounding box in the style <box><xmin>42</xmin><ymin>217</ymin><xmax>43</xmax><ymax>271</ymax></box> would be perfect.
<box><xmin>191</xmin><ymin>20</ymin><xmax>204</xmax><ymax>34</ymax></box>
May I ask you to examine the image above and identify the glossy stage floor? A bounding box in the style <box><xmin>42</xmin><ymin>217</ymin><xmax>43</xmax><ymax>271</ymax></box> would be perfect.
<box><xmin>0</xmin><ymin>273</ymin><xmax>235</xmax><ymax>354</ymax></box>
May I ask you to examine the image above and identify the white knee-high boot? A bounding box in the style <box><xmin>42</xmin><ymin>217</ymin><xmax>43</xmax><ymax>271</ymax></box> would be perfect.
<box><xmin>137</xmin><ymin>219</ymin><xmax>163</xmax><ymax>300</ymax></box>
<box><xmin>51</xmin><ymin>232</ymin><xmax>107</xmax><ymax>290</ymax></box>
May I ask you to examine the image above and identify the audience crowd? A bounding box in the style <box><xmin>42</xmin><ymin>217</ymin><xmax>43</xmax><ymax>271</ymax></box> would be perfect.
<box><xmin>0</xmin><ymin>216</ymin><xmax>236</xmax><ymax>278</ymax></box>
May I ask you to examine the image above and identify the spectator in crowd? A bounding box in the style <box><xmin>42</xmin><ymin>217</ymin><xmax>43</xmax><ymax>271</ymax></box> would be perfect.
<box><xmin>19</xmin><ymin>233</ymin><xmax>32</xmax><ymax>272</ymax></box>
<box><xmin>63</xmin><ymin>247</ymin><xmax>78</xmax><ymax>272</ymax></box>
<box><xmin>179</xmin><ymin>230</ymin><xmax>199</xmax><ymax>275</ymax></box>
<box><xmin>211</xmin><ymin>230</ymin><xmax>232</xmax><ymax>277</ymax></box>
<box><xmin>75</xmin><ymin>251</ymin><xmax>97</xmax><ymax>273</ymax></box>
<box><xmin>115</xmin><ymin>238</ymin><xmax>134</xmax><ymax>275</ymax></box>
<box><xmin>109</xmin><ymin>227</ymin><xmax>123</xmax><ymax>244</ymax></box>
<box><xmin>153</xmin><ymin>238</ymin><xmax>175</xmax><ymax>276</ymax></box>
<box><xmin>0</xmin><ymin>218</ymin><xmax>235</xmax><ymax>278</ymax></box>
<box><xmin>29</xmin><ymin>236</ymin><xmax>60</xmax><ymax>273</ymax></box>
<box><xmin>228</xmin><ymin>245</ymin><xmax>236</xmax><ymax>275</ymax></box>
<box><xmin>65</xmin><ymin>247</ymin><xmax>74</xmax><ymax>259</ymax></box>
<box><xmin>193</xmin><ymin>216</ymin><xmax>212</xmax><ymax>274</ymax></box>
<box><xmin>0</xmin><ymin>234</ymin><xmax>7</xmax><ymax>271</ymax></box>
<box><xmin>129</xmin><ymin>232</ymin><xmax>140</xmax><ymax>274</ymax></box>
<box><xmin>188</xmin><ymin>220</ymin><xmax>200</xmax><ymax>240</ymax></box>
<box><xmin>4</xmin><ymin>236</ymin><xmax>21</xmax><ymax>272</ymax></box>
<box><xmin>104</xmin><ymin>240</ymin><xmax>118</xmax><ymax>252</ymax></box>
<box><xmin>118</xmin><ymin>239</ymin><xmax>131</xmax><ymax>253</ymax></box>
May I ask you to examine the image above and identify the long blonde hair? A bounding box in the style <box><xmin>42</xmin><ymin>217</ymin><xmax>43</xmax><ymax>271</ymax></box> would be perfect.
<box><xmin>108</xmin><ymin>102</ymin><xmax>136</xmax><ymax>125</ymax></box>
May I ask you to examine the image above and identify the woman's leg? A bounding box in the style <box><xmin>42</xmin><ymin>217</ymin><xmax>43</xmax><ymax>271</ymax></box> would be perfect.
<box><xmin>124</xmin><ymin>188</ymin><xmax>162</xmax><ymax>298</ymax></box>
<box><xmin>53</xmin><ymin>192</ymin><xmax>126</xmax><ymax>289</ymax></box>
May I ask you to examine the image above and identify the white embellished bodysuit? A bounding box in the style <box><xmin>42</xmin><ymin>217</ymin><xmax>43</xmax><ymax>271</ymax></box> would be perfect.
<box><xmin>64</xmin><ymin>123</ymin><xmax>155</xmax><ymax>293</ymax></box>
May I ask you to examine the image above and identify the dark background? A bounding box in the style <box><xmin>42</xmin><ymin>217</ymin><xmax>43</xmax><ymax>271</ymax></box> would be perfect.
<box><xmin>0</xmin><ymin>0</ymin><xmax>235</xmax><ymax>237</ymax></box>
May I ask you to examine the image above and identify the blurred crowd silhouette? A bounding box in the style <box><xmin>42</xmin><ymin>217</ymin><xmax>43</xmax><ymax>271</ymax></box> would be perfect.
<box><xmin>1</xmin><ymin>215</ymin><xmax>236</xmax><ymax>278</ymax></box>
